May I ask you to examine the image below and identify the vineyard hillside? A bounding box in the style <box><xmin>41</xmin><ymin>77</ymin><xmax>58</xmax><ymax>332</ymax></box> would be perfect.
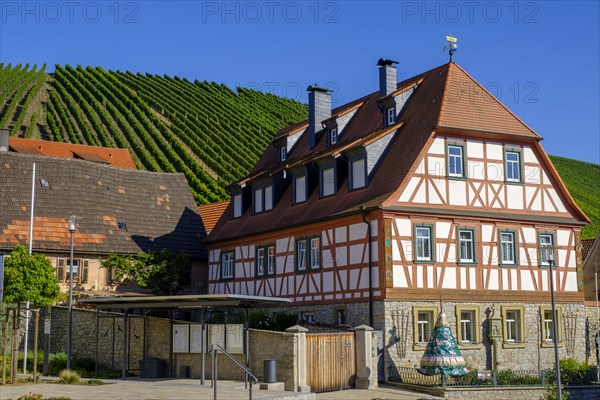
<box><xmin>0</xmin><ymin>63</ymin><xmax>307</xmax><ymax>204</ymax></box>
<box><xmin>0</xmin><ymin>63</ymin><xmax>598</xmax><ymax>239</ymax></box>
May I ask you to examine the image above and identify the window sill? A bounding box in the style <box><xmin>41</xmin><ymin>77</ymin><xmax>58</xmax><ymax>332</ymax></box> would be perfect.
<box><xmin>447</xmin><ymin>175</ymin><xmax>467</xmax><ymax>181</ymax></box>
<box><xmin>413</xmin><ymin>343</ymin><xmax>428</xmax><ymax>351</ymax></box>
<box><xmin>541</xmin><ymin>342</ymin><xmax>564</xmax><ymax>348</ymax></box>
<box><xmin>504</xmin><ymin>180</ymin><xmax>523</xmax><ymax>186</ymax></box>
<box><xmin>538</xmin><ymin>265</ymin><xmax>560</xmax><ymax>269</ymax></box>
<box><xmin>458</xmin><ymin>343</ymin><xmax>483</xmax><ymax>350</ymax></box>
<box><xmin>499</xmin><ymin>263</ymin><xmax>520</xmax><ymax>268</ymax></box>
<box><xmin>414</xmin><ymin>260</ymin><xmax>436</xmax><ymax>265</ymax></box>
<box><xmin>502</xmin><ymin>342</ymin><xmax>526</xmax><ymax>349</ymax></box>
<box><xmin>457</xmin><ymin>262</ymin><xmax>478</xmax><ymax>267</ymax></box>
<box><xmin>220</xmin><ymin>277</ymin><xmax>235</xmax><ymax>281</ymax></box>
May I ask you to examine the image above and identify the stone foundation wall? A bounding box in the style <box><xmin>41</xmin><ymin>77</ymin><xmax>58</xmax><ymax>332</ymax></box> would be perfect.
<box><xmin>383</xmin><ymin>300</ymin><xmax>588</xmax><ymax>376</ymax></box>
<box><xmin>585</xmin><ymin>305</ymin><xmax>600</xmax><ymax>366</ymax></box>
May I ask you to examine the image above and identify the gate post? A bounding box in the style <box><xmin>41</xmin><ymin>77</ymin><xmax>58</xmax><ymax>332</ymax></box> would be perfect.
<box><xmin>354</xmin><ymin>325</ymin><xmax>376</xmax><ymax>389</ymax></box>
<box><xmin>285</xmin><ymin>325</ymin><xmax>310</xmax><ymax>392</ymax></box>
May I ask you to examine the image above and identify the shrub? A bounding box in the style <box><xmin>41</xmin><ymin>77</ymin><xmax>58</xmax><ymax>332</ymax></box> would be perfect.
<box><xmin>58</xmin><ymin>369</ymin><xmax>80</xmax><ymax>385</ymax></box>
<box><xmin>17</xmin><ymin>394</ymin><xmax>44</xmax><ymax>400</ymax></box>
<box><xmin>48</xmin><ymin>353</ymin><xmax>67</xmax><ymax>376</ymax></box>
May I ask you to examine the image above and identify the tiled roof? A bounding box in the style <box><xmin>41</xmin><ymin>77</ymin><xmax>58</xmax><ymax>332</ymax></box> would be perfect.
<box><xmin>197</xmin><ymin>201</ymin><xmax>228</xmax><ymax>235</ymax></box>
<box><xmin>206</xmin><ymin>62</ymin><xmax>574</xmax><ymax>244</ymax></box>
<box><xmin>9</xmin><ymin>137</ymin><xmax>136</xmax><ymax>169</ymax></box>
<box><xmin>0</xmin><ymin>152</ymin><xmax>205</xmax><ymax>258</ymax></box>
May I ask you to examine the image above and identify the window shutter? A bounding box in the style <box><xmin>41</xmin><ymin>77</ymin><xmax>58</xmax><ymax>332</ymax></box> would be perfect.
<box><xmin>57</xmin><ymin>259</ymin><xmax>65</xmax><ymax>280</ymax></box>
<box><xmin>82</xmin><ymin>259</ymin><xmax>89</xmax><ymax>283</ymax></box>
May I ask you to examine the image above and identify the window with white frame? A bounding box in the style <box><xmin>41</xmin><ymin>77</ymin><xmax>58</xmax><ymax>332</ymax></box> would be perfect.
<box><xmin>280</xmin><ymin>146</ymin><xmax>287</xmax><ymax>162</ymax></box>
<box><xmin>447</xmin><ymin>145</ymin><xmax>464</xmax><ymax>177</ymax></box>
<box><xmin>294</xmin><ymin>175</ymin><xmax>306</xmax><ymax>203</ymax></box>
<box><xmin>543</xmin><ymin>310</ymin><xmax>556</xmax><ymax>343</ymax></box>
<box><xmin>232</xmin><ymin>194</ymin><xmax>242</xmax><ymax>218</ymax></box>
<box><xmin>505</xmin><ymin>310</ymin><xmax>521</xmax><ymax>343</ymax></box>
<box><xmin>221</xmin><ymin>251</ymin><xmax>235</xmax><ymax>279</ymax></box>
<box><xmin>386</xmin><ymin>107</ymin><xmax>395</xmax><ymax>126</ymax></box>
<box><xmin>56</xmin><ymin>258</ymin><xmax>66</xmax><ymax>280</ymax></box>
<box><xmin>505</xmin><ymin>150</ymin><xmax>521</xmax><ymax>182</ymax></box>
<box><xmin>416</xmin><ymin>310</ymin><xmax>434</xmax><ymax>345</ymax></box>
<box><xmin>254</xmin><ymin>187</ymin><xmax>263</xmax><ymax>213</ymax></box>
<box><xmin>256</xmin><ymin>247</ymin><xmax>266</xmax><ymax>277</ymax></box>
<box><xmin>82</xmin><ymin>259</ymin><xmax>89</xmax><ymax>283</ymax></box>
<box><xmin>329</xmin><ymin>128</ymin><xmax>338</xmax><ymax>145</ymax></box>
<box><xmin>264</xmin><ymin>185</ymin><xmax>273</xmax><ymax>211</ymax></box>
<box><xmin>256</xmin><ymin>245</ymin><xmax>275</xmax><ymax>277</ymax></box>
<box><xmin>296</xmin><ymin>236</ymin><xmax>320</xmax><ymax>272</ymax></box>
<box><xmin>321</xmin><ymin>166</ymin><xmax>335</xmax><ymax>197</ymax></box>
<box><xmin>539</xmin><ymin>233</ymin><xmax>555</xmax><ymax>266</ymax></box>
<box><xmin>540</xmin><ymin>306</ymin><xmax>562</xmax><ymax>345</ymax></box>
<box><xmin>458</xmin><ymin>229</ymin><xmax>475</xmax><ymax>263</ymax></box>
<box><xmin>415</xmin><ymin>226</ymin><xmax>433</xmax><ymax>261</ymax></box>
<box><xmin>350</xmin><ymin>158</ymin><xmax>366</xmax><ymax>190</ymax></box>
<box><xmin>310</xmin><ymin>237</ymin><xmax>321</xmax><ymax>269</ymax></box>
<box><xmin>500</xmin><ymin>231</ymin><xmax>517</xmax><ymax>265</ymax></box>
<box><xmin>459</xmin><ymin>310</ymin><xmax>475</xmax><ymax>344</ymax></box>
<box><xmin>67</xmin><ymin>259</ymin><xmax>80</xmax><ymax>282</ymax></box>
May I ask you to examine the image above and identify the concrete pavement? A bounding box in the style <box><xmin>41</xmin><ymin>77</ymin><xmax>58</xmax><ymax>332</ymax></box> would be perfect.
<box><xmin>0</xmin><ymin>379</ymin><xmax>441</xmax><ymax>400</ymax></box>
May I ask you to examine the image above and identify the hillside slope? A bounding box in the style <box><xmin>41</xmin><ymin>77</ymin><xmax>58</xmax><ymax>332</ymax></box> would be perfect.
<box><xmin>0</xmin><ymin>63</ymin><xmax>307</xmax><ymax>203</ymax></box>
<box><xmin>0</xmin><ymin>63</ymin><xmax>598</xmax><ymax>239</ymax></box>
<box><xmin>550</xmin><ymin>155</ymin><xmax>600</xmax><ymax>240</ymax></box>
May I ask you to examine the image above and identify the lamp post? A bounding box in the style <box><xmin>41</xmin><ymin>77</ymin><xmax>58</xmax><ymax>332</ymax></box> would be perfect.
<box><xmin>67</xmin><ymin>215</ymin><xmax>76</xmax><ymax>370</ymax></box>
<box><xmin>548</xmin><ymin>250</ymin><xmax>562</xmax><ymax>400</ymax></box>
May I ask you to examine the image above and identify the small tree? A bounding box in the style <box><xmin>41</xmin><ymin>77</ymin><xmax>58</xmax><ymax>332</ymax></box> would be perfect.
<box><xmin>2</xmin><ymin>244</ymin><xmax>60</xmax><ymax>380</ymax></box>
<box><xmin>2</xmin><ymin>245</ymin><xmax>60</xmax><ymax>305</ymax></box>
<box><xmin>101</xmin><ymin>249</ymin><xmax>190</xmax><ymax>295</ymax></box>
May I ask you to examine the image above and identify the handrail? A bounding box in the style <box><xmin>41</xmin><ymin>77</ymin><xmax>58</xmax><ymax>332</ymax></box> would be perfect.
<box><xmin>210</xmin><ymin>344</ymin><xmax>257</xmax><ymax>400</ymax></box>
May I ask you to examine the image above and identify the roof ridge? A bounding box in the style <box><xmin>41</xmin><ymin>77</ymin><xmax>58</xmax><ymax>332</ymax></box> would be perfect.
<box><xmin>450</xmin><ymin>63</ymin><xmax>541</xmax><ymax>138</ymax></box>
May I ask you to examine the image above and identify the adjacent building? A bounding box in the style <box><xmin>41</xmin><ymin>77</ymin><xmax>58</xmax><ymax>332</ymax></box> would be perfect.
<box><xmin>206</xmin><ymin>60</ymin><xmax>591</xmax><ymax>374</ymax></box>
<box><xmin>0</xmin><ymin>141</ymin><xmax>207</xmax><ymax>295</ymax></box>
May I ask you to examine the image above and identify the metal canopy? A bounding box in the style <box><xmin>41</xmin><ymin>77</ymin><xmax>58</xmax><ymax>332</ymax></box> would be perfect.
<box><xmin>80</xmin><ymin>293</ymin><xmax>291</xmax><ymax>310</ymax></box>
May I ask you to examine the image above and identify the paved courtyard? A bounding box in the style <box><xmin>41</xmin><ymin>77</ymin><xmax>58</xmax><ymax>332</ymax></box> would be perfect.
<box><xmin>0</xmin><ymin>379</ymin><xmax>440</xmax><ymax>400</ymax></box>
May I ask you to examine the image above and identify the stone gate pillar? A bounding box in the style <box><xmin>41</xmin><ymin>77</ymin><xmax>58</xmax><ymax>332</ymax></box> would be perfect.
<box><xmin>285</xmin><ymin>325</ymin><xmax>310</xmax><ymax>392</ymax></box>
<box><xmin>354</xmin><ymin>325</ymin><xmax>376</xmax><ymax>389</ymax></box>
<box><xmin>487</xmin><ymin>307</ymin><xmax>503</xmax><ymax>370</ymax></box>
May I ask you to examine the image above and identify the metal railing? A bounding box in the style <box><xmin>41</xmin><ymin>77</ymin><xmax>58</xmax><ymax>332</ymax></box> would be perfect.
<box><xmin>388</xmin><ymin>367</ymin><xmax>599</xmax><ymax>388</ymax></box>
<box><xmin>210</xmin><ymin>344</ymin><xmax>258</xmax><ymax>400</ymax></box>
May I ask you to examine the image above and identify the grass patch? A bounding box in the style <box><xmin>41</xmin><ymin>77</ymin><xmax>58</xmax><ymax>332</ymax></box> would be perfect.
<box><xmin>58</xmin><ymin>369</ymin><xmax>80</xmax><ymax>385</ymax></box>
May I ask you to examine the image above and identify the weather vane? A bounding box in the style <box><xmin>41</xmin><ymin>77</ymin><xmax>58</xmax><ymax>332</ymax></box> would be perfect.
<box><xmin>444</xmin><ymin>35</ymin><xmax>459</xmax><ymax>62</ymax></box>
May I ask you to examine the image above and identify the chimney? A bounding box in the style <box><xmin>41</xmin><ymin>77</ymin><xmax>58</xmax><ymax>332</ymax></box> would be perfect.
<box><xmin>0</xmin><ymin>128</ymin><xmax>9</xmax><ymax>152</ymax></box>
<box><xmin>307</xmin><ymin>85</ymin><xmax>331</xmax><ymax>149</ymax></box>
<box><xmin>377</xmin><ymin>58</ymin><xmax>398</xmax><ymax>97</ymax></box>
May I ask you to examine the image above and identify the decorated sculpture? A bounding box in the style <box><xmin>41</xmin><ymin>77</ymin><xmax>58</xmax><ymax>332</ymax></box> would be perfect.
<box><xmin>418</xmin><ymin>312</ymin><xmax>469</xmax><ymax>376</ymax></box>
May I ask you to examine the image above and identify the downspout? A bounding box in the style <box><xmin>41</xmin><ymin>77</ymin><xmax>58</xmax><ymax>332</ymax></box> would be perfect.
<box><xmin>360</xmin><ymin>206</ymin><xmax>374</xmax><ymax>328</ymax></box>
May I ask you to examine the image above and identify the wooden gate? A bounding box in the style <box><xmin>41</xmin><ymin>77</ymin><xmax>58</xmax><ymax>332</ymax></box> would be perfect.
<box><xmin>306</xmin><ymin>332</ymin><xmax>355</xmax><ymax>392</ymax></box>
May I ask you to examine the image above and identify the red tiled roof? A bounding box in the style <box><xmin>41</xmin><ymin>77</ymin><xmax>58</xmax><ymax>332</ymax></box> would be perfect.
<box><xmin>207</xmin><ymin>62</ymin><xmax>583</xmax><ymax>244</ymax></box>
<box><xmin>198</xmin><ymin>201</ymin><xmax>228</xmax><ymax>235</ymax></box>
<box><xmin>9</xmin><ymin>137</ymin><xmax>136</xmax><ymax>169</ymax></box>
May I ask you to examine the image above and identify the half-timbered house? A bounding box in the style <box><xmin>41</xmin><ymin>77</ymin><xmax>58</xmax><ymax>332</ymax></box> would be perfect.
<box><xmin>206</xmin><ymin>60</ymin><xmax>590</xmax><ymax>373</ymax></box>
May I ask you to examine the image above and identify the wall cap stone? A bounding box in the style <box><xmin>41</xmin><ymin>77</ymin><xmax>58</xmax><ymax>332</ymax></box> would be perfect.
<box><xmin>286</xmin><ymin>325</ymin><xmax>308</xmax><ymax>333</ymax></box>
<box><xmin>354</xmin><ymin>325</ymin><xmax>373</xmax><ymax>331</ymax></box>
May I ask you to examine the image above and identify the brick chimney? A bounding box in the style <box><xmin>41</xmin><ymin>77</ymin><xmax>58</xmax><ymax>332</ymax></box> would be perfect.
<box><xmin>0</xmin><ymin>128</ymin><xmax>9</xmax><ymax>152</ymax></box>
<box><xmin>307</xmin><ymin>85</ymin><xmax>331</xmax><ymax>149</ymax></box>
<box><xmin>377</xmin><ymin>58</ymin><xmax>398</xmax><ymax>97</ymax></box>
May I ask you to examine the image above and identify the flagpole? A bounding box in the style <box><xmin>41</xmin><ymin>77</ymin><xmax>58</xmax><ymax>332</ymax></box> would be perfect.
<box><xmin>24</xmin><ymin>162</ymin><xmax>36</xmax><ymax>375</ymax></box>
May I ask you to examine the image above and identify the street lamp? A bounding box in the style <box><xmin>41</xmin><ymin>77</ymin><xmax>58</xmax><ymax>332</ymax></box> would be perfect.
<box><xmin>547</xmin><ymin>250</ymin><xmax>562</xmax><ymax>400</ymax></box>
<box><xmin>67</xmin><ymin>215</ymin><xmax>76</xmax><ymax>370</ymax></box>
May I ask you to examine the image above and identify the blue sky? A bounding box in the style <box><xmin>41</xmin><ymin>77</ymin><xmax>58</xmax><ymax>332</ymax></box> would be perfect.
<box><xmin>1</xmin><ymin>1</ymin><xmax>598</xmax><ymax>163</ymax></box>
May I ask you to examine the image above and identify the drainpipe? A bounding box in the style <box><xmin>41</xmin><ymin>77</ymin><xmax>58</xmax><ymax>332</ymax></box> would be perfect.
<box><xmin>360</xmin><ymin>206</ymin><xmax>374</xmax><ymax>328</ymax></box>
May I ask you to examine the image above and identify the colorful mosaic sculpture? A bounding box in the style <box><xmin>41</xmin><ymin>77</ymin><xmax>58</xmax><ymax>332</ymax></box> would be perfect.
<box><xmin>418</xmin><ymin>312</ymin><xmax>469</xmax><ymax>376</ymax></box>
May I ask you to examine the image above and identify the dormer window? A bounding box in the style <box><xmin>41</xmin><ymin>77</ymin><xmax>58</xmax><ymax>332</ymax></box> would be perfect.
<box><xmin>253</xmin><ymin>184</ymin><xmax>273</xmax><ymax>214</ymax></box>
<box><xmin>349</xmin><ymin>157</ymin><xmax>366</xmax><ymax>190</ymax></box>
<box><xmin>293</xmin><ymin>175</ymin><xmax>307</xmax><ymax>204</ymax></box>
<box><xmin>386</xmin><ymin>107</ymin><xmax>396</xmax><ymax>126</ymax></box>
<box><xmin>328</xmin><ymin>128</ymin><xmax>338</xmax><ymax>146</ymax></box>
<box><xmin>321</xmin><ymin>166</ymin><xmax>336</xmax><ymax>197</ymax></box>
<box><xmin>232</xmin><ymin>194</ymin><xmax>242</xmax><ymax>218</ymax></box>
<box><xmin>279</xmin><ymin>146</ymin><xmax>287</xmax><ymax>162</ymax></box>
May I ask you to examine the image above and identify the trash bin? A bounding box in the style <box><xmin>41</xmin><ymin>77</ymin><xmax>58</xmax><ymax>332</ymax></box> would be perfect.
<box><xmin>139</xmin><ymin>359</ymin><xmax>166</xmax><ymax>378</ymax></box>
<box><xmin>263</xmin><ymin>359</ymin><xmax>277</xmax><ymax>383</ymax></box>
